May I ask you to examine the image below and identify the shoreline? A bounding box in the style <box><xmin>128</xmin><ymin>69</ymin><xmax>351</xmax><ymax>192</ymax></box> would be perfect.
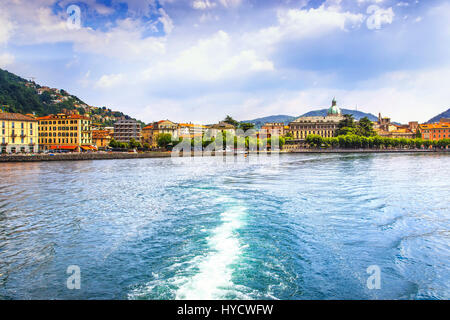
<box><xmin>0</xmin><ymin>148</ymin><xmax>449</xmax><ymax>162</ymax></box>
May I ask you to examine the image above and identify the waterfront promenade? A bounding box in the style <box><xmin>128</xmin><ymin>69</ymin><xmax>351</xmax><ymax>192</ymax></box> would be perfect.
<box><xmin>0</xmin><ymin>148</ymin><xmax>448</xmax><ymax>162</ymax></box>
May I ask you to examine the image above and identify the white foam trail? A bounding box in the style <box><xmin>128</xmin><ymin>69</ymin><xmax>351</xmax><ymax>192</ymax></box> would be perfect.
<box><xmin>175</xmin><ymin>205</ymin><xmax>246</xmax><ymax>300</ymax></box>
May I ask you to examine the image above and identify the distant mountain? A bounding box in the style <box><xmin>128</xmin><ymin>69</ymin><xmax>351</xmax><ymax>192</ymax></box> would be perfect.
<box><xmin>242</xmin><ymin>115</ymin><xmax>296</xmax><ymax>128</ymax></box>
<box><xmin>0</xmin><ymin>68</ymin><xmax>142</xmax><ymax>127</ymax></box>
<box><xmin>300</xmin><ymin>108</ymin><xmax>379</xmax><ymax>121</ymax></box>
<box><xmin>427</xmin><ymin>108</ymin><xmax>450</xmax><ymax>123</ymax></box>
<box><xmin>243</xmin><ymin>109</ymin><xmax>378</xmax><ymax>128</ymax></box>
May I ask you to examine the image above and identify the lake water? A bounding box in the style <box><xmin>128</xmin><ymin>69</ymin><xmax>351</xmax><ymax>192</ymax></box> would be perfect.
<box><xmin>0</xmin><ymin>153</ymin><xmax>449</xmax><ymax>299</ymax></box>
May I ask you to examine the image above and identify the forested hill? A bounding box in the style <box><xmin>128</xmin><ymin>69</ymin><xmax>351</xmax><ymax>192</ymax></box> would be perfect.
<box><xmin>0</xmin><ymin>68</ymin><xmax>87</xmax><ymax>116</ymax></box>
<box><xmin>0</xmin><ymin>68</ymin><xmax>141</xmax><ymax>127</ymax></box>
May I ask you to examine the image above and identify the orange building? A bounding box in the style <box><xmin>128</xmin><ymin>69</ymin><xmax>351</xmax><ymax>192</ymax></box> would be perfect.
<box><xmin>419</xmin><ymin>121</ymin><xmax>450</xmax><ymax>141</ymax></box>
<box><xmin>92</xmin><ymin>129</ymin><xmax>112</xmax><ymax>149</ymax></box>
<box><xmin>37</xmin><ymin>113</ymin><xmax>95</xmax><ymax>152</ymax></box>
<box><xmin>261</xmin><ymin>122</ymin><xmax>286</xmax><ymax>137</ymax></box>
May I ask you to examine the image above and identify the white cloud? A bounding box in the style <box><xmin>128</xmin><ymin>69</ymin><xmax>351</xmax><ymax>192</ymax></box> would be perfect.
<box><xmin>245</xmin><ymin>6</ymin><xmax>364</xmax><ymax>49</ymax></box>
<box><xmin>0</xmin><ymin>1</ymin><xmax>167</xmax><ymax>61</ymax></box>
<box><xmin>96</xmin><ymin>73</ymin><xmax>126</xmax><ymax>88</ymax></box>
<box><xmin>193</xmin><ymin>0</ymin><xmax>217</xmax><ymax>10</ymax></box>
<box><xmin>142</xmin><ymin>30</ymin><xmax>273</xmax><ymax>83</ymax></box>
<box><xmin>397</xmin><ymin>2</ymin><xmax>409</xmax><ymax>7</ymax></box>
<box><xmin>0</xmin><ymin>12</ymin><xmax>14</xmax><ymax>45</ymax></box>
<box><xmin>0</xmin><ymin>52</ymin><xmax>14</xmax><ymax>68</ymax></box>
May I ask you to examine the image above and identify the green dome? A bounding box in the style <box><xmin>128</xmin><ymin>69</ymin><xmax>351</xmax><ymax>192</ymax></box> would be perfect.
<box><xmin>327</xmin><ymin>98</ymin><xmax>341</xmax><ymax>115</ymax></box>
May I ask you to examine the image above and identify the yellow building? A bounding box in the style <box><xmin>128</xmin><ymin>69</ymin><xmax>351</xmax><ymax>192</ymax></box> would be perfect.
<box><xmin>37</xmin><ymin>113</ymin><xmax>94</xmax><ymax>152</ymax></box>
<box><xmin>0</xmin><ymin>112</ymin><xmax>39</xmax><ymax>153</ymax></box>
<box><xmin>142</xmin><ymin>120</ymin><xmax>178</xmax><ymax>147</ymax></box>
<box><xmin>289</xmin><ymin>98</ymin><xmax>344</xmax><ymax>139</ymax></box>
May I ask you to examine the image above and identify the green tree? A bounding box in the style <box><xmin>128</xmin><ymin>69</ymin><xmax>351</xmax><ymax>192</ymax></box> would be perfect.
<box><xmin>336</xmin><ymin>114</ymin><xmax>356</xmax><ymax>136</ymax></box>
<box><xmin>109</xmin><ymin>138</ymin><xmax>118</xmax><ymax>148</ymax></box>
<box><xmin>415</xmin><ymin>128</ymin><xmax>422</xmax><ymax>138</ymax></box>
<box><xmin>356</xmin><ymin>117</ymin><xmax>376</xmax><ymax>137</ymax></box>
<box><xmin>223</xmin><ymin>115</ymin><xmax>239</xmax><ymax>128</ymax></box>
<box><xmin>128</xmin><ymin>138</ymin><xmax>141</xmax><ymax>149</ymax></box>
<box><xmin>239</xmin><ymin>122</ymin><xmax>255</xmax><ymax>132</ymax></box>
<box><xmin>156</xmin><ymin>133</ymin><xmax>172</xmax><ymax>149</ymax></box>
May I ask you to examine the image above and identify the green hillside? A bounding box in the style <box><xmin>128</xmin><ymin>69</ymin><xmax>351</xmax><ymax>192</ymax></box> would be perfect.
<box><xmin>0</xmin><ymin>68</ymin><xmax>143</xmax><ymax>127</ymax></box>
<box><xmin>0</xmin><ymin>68</ymin><xmax>87</xmax><ymax>116</ymax></box>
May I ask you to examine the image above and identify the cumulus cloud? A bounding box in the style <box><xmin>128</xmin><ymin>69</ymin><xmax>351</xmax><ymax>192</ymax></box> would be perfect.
<box><xmin>142</xmin><ymin>30</ymin><xmax>273</xmax><ymax>83</ymax></box>
<box><xmin>0</xmin><ymin>52</ymin><xmax>14</xmax><ymax>68</ymax></box>
<box><xmin>245</xmin><ymin>5</ymin><xmax>364</xmax><ymax>50</ymax></box>
<box><xmin>0</xmin><ymin>12</ymin><xmax>14</xmax><ymax>45</ymax></box>
<box><xmin>0</xmin><ymin>1</ymin><xmax>167</xmax><ymax>60</ymax></box>
<box><xmin>96</xmin><ymin>73</ymin><xmax>126</xmax><ymax>88</ymax></box>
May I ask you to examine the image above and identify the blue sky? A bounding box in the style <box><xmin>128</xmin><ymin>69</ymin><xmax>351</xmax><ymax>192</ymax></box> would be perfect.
<box><xmin>1</xmin><ymin>0</ymin><xmax>449</xmax><ymax>123</ymax></box>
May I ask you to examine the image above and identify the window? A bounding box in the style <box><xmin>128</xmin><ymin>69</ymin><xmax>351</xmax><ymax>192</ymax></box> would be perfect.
<box><xmin>2</xmin><ymin>121</ymin><xmax>4</xmax><ymax>128</ymax></box>
<box><xmin>12</xmin><ymin>122</ymin><xmax>15</xmax><ymax>128</ymax></box>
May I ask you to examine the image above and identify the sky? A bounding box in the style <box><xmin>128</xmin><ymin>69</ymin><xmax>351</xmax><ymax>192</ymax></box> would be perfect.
<box><xmin>1</xmin><ymin>0</ymin><xmax>449</xmax><ymax>124</ymax></box>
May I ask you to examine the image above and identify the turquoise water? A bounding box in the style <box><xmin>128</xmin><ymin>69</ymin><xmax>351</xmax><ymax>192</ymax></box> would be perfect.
<box><xmin>0</xmin><ymin>153</ymin><xmax>449</xmax><ymax>299</ymax></box>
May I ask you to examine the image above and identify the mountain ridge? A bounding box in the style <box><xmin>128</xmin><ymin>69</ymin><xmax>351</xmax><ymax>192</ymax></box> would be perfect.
<box><xmin>427</xmin><ymin>108</ymin><xmax>450</xmax><ymax>123</ymax></box>
<box><xmin>243</xmin><ymin>108</ymin><xmax>379</xmax><ymax>128</ymax></box>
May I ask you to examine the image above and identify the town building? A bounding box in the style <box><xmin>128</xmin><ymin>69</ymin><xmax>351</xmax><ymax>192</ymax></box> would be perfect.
<box><xmin>419</xmin><ymin>120</ymin><xmax>450</xmax><ymax>141</ymax></box>
<box><xmin>37</xmin><ymin>113</ymin><xmax>94</xmax><ymax>152</ymax></box>
<box><xmin>206</xmin><ymin>122</ymin><xmax>236</xmax><ymax>138</ymax></box>
<box><xmin>178</xmin><ymin>123</ymin><xmax>208</xmax><ymax>139</ymax></box>
<box><xmin>92</xmin><ymin>129</ymin><xmax>112</xmax><ymax>150</ymax></box>
<box><xmin>289</xmin><ymin>98</ymin><xmax>345</xmax><ymax>140</ymax></box>
<box><xmin>261</xmin><ymin>122</ymin><xmax>285</xmax><ymax>137</ymax></box>
<box><xmin>0</xmin><ymin>112</ymin><xmax>39</xmax><ymax>153</ymax></box>
<box><xmin>113</xmin><ymin>119</ymin><xmax>141</xmax><ymax>143</ymax></box>
<box><xmin>374</xmin><ymin>114</ymin><xmax>418</xmax><ymax>139</ymax></box>
<box><xmin>142</xmin><ymin>120</ymin><xmax>178</xmax><ymax>147</ymax></box>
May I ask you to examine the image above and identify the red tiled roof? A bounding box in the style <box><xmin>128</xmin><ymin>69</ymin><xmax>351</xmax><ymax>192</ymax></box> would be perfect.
<box><xmin>0</xmin><ymin>112</ymin><xmax>37</xmax><ymax>121</ymax></box>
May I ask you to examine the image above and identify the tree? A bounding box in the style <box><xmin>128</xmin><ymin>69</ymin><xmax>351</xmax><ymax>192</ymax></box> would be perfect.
<box><xmin>223</xmin><ymin>115</ymin><xmax>239</xmax><ymax>128</ymax></box>
<box><xmin>357</xmin><ymin>117</ymin><xmax>376</xmax><ymax>137</ymax></box>
<box><xmin>128</xmin><ymin>138</ymin><xmax>141</xmax><ymax>149</ymax></box>
<box><xmin>415</xmin><ymin>128</ymin><xmax>422</xmax><ymax>138</ymax></box>
<box><xmin>239</xmin><ymin>122</ymin><xmax>255</xmax><ymax>132</ymax></box>
<box><xmin>156</xmin><ymin>133</ymin><xmax>172</xmax><ymax>149</ymax></box>
<box><xmin>306</xmin><ymin>134</ymin><xmax>324</xmax><ymax>148</ymax></box>
<box><xmin>109</xmin><ymin>138</ymin><xmax>118</xmax><ymax>148</ymax></box>
<box><xmin>336</xmin><ymin>114</ymin><xmax>356</xmax><ymax>136</ymax></box>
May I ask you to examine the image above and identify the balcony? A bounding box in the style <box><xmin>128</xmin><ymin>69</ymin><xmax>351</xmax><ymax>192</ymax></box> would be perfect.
<box><xmin>10</xmin><ymin>133</ymin><xmax>17</xmax><ymax>138</ymax></box>
<box><xmin>28</xmin><ymin>142</ymin><xmax>36</xmax><ymax>146</ymax></box>
<box><xmin>1</xmin><ymin>142</ymin><xmax>7</xmax><ymax>146</ymax></box>
<box><xmin>20</xmin><ymin>133</ymin><xmax>27</xmax><ymax>138</ymax></box>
